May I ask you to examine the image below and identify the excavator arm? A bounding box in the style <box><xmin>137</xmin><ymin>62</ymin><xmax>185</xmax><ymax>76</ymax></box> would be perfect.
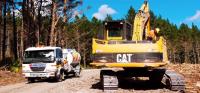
<box><xmin>132</xmin><ymin>1</ymin><xmax>151</xmax><ymax>41</ymax></box>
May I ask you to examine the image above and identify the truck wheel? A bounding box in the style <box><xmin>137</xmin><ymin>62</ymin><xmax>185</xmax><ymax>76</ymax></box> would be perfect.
<box><xmin>56</xmin><ymin>71</ymin><xmax>64</xmax><ymax>82</ymax></box>
<box><xmin>74</xmin><ymin>65</ymin><xmax>81</xmax><ymax>77</ymax></box>
<box><xmin>28</xmin><ymin>77</ymin><xmax>35</xmax><ymax>83</ymax></box>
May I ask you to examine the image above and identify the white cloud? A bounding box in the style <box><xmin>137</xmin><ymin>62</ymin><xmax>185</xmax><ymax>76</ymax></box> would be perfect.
<box><xmin>180</xmin><ymin>10</ymin><xmax>200</xmax><ymax>27</ymax></box>
<box><xmin>93</xmin><ymin>4</ymin><xmax>117</xmax><ymax>20</ymax></box>
<box><xmin>185</xmin><ymin>10</ymin><xmax>200</xmax><ymax>22</ymax></box>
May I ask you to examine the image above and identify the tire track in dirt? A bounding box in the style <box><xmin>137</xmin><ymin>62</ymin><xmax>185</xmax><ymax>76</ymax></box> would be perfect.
<box><xmin>0</xmin><ymin>69</ymin><xmax>176</xmax><ymax>93</ymax></box>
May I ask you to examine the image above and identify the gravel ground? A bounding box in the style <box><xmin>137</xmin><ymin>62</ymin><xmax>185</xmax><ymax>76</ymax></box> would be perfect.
<box><xmin>0</xmin><ymin>69</ymin><xmax>178</xmax><ymax>93</ymax></box>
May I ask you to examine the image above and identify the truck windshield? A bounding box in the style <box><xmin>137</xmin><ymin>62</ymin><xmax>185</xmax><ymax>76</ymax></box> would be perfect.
<box><xmin>24</xmin><ymin>50</ymin><xmax>54</xmax><ymax>63</ymax></box>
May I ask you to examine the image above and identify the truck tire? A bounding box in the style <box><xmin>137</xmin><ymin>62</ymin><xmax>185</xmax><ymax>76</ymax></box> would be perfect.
<box><xmin>56</xmin><ymin>71</ymin><xmax>64</xmax><ymax>82</ymax></box>
<box><xmin>74</xmin><ymin>64</ymin><xmax>81</xmax><ymax>77</ymax></box>
<box><xmin>28</xmin><ymin>77</ymin><xmax>35</xmax><ymax>83</ymax></box>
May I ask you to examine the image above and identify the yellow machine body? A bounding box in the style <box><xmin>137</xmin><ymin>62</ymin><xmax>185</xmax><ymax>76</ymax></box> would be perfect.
<box><xmin>90</xmin><ymin>1</ymin><xmax>168</xmax><ymax>68</ymax></box>
<box><xmin>91</xmin><ymin>37</ymin><xmax>168</xmax><ymax>68</ymax></box>
<box><xmin>91</xmin><ymin>1</ymin><xmax>185</xmax><ymax>91</ymax></box>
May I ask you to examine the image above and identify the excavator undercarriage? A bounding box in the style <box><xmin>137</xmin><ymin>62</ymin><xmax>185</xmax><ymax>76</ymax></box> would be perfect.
<box><xmin>100</xmin><ymin>68</ymin><xmax>185</xmax><ymax>91</ymax></box>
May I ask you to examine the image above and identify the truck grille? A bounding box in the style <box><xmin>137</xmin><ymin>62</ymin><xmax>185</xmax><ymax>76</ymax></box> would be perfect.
<box><xmin>30</xmin><ymin>63</ymin><xmax>46</xmax><ymax>71</ymax></box>
<box><xmin>30</xmin><ymin>67</ymin><xmax>46</xmax><ymax>71</ymax></box>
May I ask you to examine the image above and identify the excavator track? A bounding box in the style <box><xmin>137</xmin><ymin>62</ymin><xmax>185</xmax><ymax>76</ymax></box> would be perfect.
<box><xmin>162</xmin><ymin>70</ymin><xmax>185</xmax><ymax>91</ymax></box>
<box><xmin>100</xmin><ymin>69</ymin><xmax>185</xmax><ymax>92</ymax></box>
<box><xmin>100</xmin><ymin>70</ymin><xmax>118</xmax><ymax>91</ymax></box>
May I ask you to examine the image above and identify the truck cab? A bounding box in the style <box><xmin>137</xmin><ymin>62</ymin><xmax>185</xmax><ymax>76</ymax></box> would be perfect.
<box><xmin>22</xmin><ymin>47</ymin><xmax>64</xmax><ymax>82</ymax></box>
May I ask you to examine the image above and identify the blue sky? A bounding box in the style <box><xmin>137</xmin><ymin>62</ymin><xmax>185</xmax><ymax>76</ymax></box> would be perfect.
<box><xmin>78</xmin><ymin>0</ymin><xmax>200</xmax><ymax>28</ymax></box>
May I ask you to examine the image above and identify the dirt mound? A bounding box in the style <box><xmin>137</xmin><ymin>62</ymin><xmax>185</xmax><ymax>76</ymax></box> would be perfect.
<box><xmin>0</xmin><ymin>70</ymin><xmax>25</xmax><ymax>86</ymax></box>
<box><xmin>166</xmin><ymin>64</ymin><xmax>200</xmax><ymax>92</ymax></box>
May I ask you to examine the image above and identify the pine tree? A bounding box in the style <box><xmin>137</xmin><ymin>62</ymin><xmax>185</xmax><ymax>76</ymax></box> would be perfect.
<box><xmin>105</xmin><ymin>14</ymin><xmax>113</xmax><ymax>21</ymax></box>
<box><xmin>125</xmin><ymin>6</ymin><xmax>135</xmax><ymax>25</ymax></box>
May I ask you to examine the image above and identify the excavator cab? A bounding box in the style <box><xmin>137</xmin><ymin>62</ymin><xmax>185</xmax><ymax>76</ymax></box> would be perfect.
<box><xmin>103</xmin><ymin>20</ymin><xmax>132</xmax><ymax>41</ymax></box>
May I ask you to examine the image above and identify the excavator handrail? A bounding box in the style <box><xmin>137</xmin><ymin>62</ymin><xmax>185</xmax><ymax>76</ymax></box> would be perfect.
<box><xmin>93</xmin><ymin>38</ymin><xmax>163</xmax><ymax>44</ymax></box>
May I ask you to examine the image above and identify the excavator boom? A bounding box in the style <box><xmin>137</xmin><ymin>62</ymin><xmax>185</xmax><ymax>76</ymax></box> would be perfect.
<box><xmin>132</xmin><ymin>0</ymin><xmax>150</xmax><ymax>41</ymax></box>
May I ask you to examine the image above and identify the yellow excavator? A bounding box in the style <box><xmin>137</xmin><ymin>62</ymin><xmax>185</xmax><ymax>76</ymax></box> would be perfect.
<box><xmin>91</xmin><ymin>1</ymin><xmax>185</xmax><ymax>91</ymax></box>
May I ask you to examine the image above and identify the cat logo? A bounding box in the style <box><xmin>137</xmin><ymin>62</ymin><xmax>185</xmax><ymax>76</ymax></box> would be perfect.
<box><xmin>116</xmin><ymin>54</ymin><xmax>133</xmax><ymax>63</ymax></box>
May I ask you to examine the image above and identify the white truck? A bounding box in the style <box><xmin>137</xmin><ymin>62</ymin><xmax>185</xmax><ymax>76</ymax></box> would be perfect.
<box><xmin>22</xmin><ymin>46</ymin><xmax>81</xmax><ymax>83</ymax></box>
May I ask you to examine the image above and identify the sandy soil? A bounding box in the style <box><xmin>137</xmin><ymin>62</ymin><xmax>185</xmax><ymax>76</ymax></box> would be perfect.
<box><xmin>0</xmin><ymin>64</ymin><xmax>199</xmax><ymax>93</ymax></box>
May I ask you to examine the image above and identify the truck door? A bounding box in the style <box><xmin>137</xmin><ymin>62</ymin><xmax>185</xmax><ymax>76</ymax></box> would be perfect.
<box><xmin>56</xmin><ymin>49</ymin><xmax>63</xmax><ymax>65</ymax></box>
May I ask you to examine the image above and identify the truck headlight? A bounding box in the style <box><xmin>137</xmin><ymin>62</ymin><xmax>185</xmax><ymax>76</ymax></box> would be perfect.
<box><xmin>22</xmin><ymin>70</ymin><xmax>31</xmax><ymax>72</ymax></box>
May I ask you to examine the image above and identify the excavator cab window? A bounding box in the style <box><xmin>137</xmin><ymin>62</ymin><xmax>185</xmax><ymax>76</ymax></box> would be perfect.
<box><xmin>104</xmin><ymin>21</ymin><xmax>123</xmax><ymax>40</ymax></box>
<box><xmin>108</xmin><ymin>26</ymin><xmax>122</xmax><ymax>37</ymax></box>
<box><xmin>126</xmin><ymin>22</ymin><xmax>132</xmax><ymax>40</ymax></box>
<box><xmin>103</xmin><ymin>20</ymin><xmax>132</xmax><ymax>40</ymax></box>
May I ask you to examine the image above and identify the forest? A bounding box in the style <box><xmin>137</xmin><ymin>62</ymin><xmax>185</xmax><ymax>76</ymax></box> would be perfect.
<box><xmin>0</xmin><ymin>0</ymin><xmax>200</xmax><ymax>71</ymax></box>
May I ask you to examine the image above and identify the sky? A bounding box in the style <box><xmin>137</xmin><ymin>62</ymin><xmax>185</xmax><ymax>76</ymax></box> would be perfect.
<box><xmin>78</xmin><ymin>0</ymin><xmax>200</xmax><ymax>28</ymax></box>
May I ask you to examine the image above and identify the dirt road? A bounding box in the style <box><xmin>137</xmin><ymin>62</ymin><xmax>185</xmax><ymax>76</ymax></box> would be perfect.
<box><xmin>0</xmin><ymin>69</ymin><xmax>177</xmax><ymax>93</ymax></box>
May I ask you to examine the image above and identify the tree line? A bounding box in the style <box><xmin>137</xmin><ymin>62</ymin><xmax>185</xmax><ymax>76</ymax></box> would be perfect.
<box><xmin>0</xmin><ymin>1</ymin><xmax>200</xmax><ymax>71</ymax></box>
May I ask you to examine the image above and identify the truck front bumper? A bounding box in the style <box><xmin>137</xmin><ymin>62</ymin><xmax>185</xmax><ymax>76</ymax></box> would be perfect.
<box><xmin>22</xmin><ymin>72</ymin><xmax>56</xmax><ymax>78</ymax></box>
